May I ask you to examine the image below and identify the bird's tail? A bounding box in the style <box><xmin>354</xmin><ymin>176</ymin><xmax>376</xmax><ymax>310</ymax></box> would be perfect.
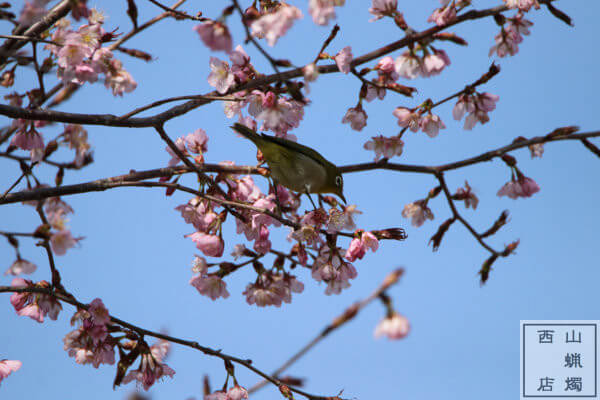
<box><xmin>231</xmin><ymin>123</ymin><xmax>261</xmax><ymax>144</ymax></box>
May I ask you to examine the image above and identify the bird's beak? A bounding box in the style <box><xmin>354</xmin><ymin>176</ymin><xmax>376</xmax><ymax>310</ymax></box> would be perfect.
<box><xmin>337</xmin><ymin>192</ymin><xmax>347</xmax><ymax>206</ymax></box>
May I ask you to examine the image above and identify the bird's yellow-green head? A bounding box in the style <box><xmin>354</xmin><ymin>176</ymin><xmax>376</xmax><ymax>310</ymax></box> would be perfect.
<box><xmin>317</xmin><ymin>167</ymin><xmax>346</xmax><ymax>205</ymax></box>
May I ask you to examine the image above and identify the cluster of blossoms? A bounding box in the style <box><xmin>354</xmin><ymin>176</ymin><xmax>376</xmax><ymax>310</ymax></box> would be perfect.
<box><xmin>166</xmin><ymin>129</ymin><xmax>209</xmax><ymax>167</ymax></box>
<box><xmin>43</xmin><ymin>196</ymin><xmax>80</xmax><ymax>256</ymax></box>
<box><xmin>497</xmin><ymin>170</ymin><xmax>540</xmax><ymax>199</ymax></box>
<box><xmin>393</xmin><ymin>107</ymin><xmax>446</xmax><ymax>138</ymax></box>
<box><xmin>206</xmin><ymin>384</ymin><xmax>249</xmax><ymax>400</ymax></box>
<box><xmin>9</xmin><ymin>117</ymin><xmax>91</xmax><ymax>165</ymax></box>
<box><xmin>250</xmin><ymin>3</ymin><xmax>303</xmax><ymax>46</ymax></box>
<box><xmin>243</xmin><ymin>271</ymin><xmax>304</xmax><ymax>307</ymax></box>
<box><xmin>45</xmin><ymin>11</ymin><xmax>137</xmax><ymax>96</ymax></box>
<box><xmin>121</xmin><ymin>339</ymin><xmax>175</xmax><ymax>391</ymax></box>
<box><xmin>452</xmin><ymin>91</ymin><xmax>500</xmax><ymax>130</ymax></box>
<box><xmin>363</xmin><ymin>135</ymin><xmax>404</xmax><ymax>161</ymax></box>
<box><xmin>489</xmin><ymin>12</ymin><xmax>533</xmax><ymax>58</ymax></box>
<box><xmin>9</xmin><ymin>279</ymin><xmax>62</xmax><ymax>323</ymax></box>
<box><xmin>63</xmin><ymin>299</ymin><xmax>115</xmax><ymax>368</ymax></box>
<box><xmin>0</xmin><ymin>359</ymin><xmax>22</xmax><ymax>386</ymax></box>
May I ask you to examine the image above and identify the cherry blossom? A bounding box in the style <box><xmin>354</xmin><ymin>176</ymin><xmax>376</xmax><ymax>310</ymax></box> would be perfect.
<box><xmin>10</xmin><ymin>121</ymin><xmax>44</xmax><ymax>151</ymax></box>
<box><xmin>194</xmin><ymin>21</ymin><xmax>233</xmax><ymax>53</ymax></box>
<box><xmin>50</xmin><ymin>229</ymin><xmax>78</xmax><ymax>255</ymax></box>
<box><xmin>229</xmin><ymin>45</ymin><xmax>254</xmax><ymax>83</ymax></box>
<box><xmin>191</xmin><ymin>255</ymin><xmax>208</xmax><ymax>274</ymax></box>
<box><xmin>363</xmin><ymin>135</ymin><xmax>404</xmax><ymax>161</ymax></box>
<box><xmin>166</xmin><ymin>137</ymin><xmax>187</xmax><ymax>167</ymax></box>
<box><xmin>342</xmin><ymin>105</ymin><xmax>368</xmax><ymax>131</ymax></box>
<box><xmin>10</xmin><ymin>278</ymin><xmax>62</xmax><ymax>323</ymax></box>
<box><xmin>529</xmin><ymin>143</ymin><xmax>544</xmax><ymax>158</ymax></box>
<box><xmin>419</xmin><ymin>113</ymin><xmax>446</xmax><ymax>138</ymax></box>
<box><xmin>374</xmin><ymin>313</ymin><xmax>410</xmax><ymax>340</ymax></box>
<box><xmin>186</xmin><ymin>232</ymin><xmax>224</xmax><ymax>257</ymax></box>
<box><xmin>345</xmin><ymin>231</ymin><xmax>379</xmax><ymax>262</ymax></box>
<box><xmin>309</xmin><ymin>0</ymin><xmax>339</xmax><ymax>26</ymax></box>
<box><xmin>369</xmin><ymin>0</ymin><xmax>398</xmax><ymax>21</ymax></box>
<box><xmin>497</xmin><ymin>173</ymin><xmax>540</xmax><ymax>199</ymax></box>
<box><xmin>334</xmin><ymin>46</ymin><xmax>353</xmax><ymax>74</ymax></box>
<box><xmin>428</xmin><ymin>4</ymin><xmax>457</xmax><ymax>26</ymax></box>
<box><xmin>422</xmin><ymin>49</ymin><xmax>451</xmax><ymax>77</ymax></box>
<box><xmin>453</xmin><ymin>92</ymin><xmax>500</xmax><ymax>130</ymax></box>
<box><xmin>251</xmin><ymin>4</ymin><xmax>303</xmax><ymax>46</ymax></box>
<box><xmin>504</xmin><ymin>0</ymin><xmax>540</xmax><ymax>12</ymax></box>
<box><xmin>208</xmin><ymin>57</ymin><xmax>235</xmax><ymax>94</ymax></box>
<box><xmin>189</xmin><ymin>274</ymin><xmax>230</xmax><ymax>300</ymax></box>
<box><xmin>5</xmin><ymin>259</ymin><xmax>37</xmax><ymax>276</ymax></box>
<box><xmin>393</xmin><ymin>107</ymin><xmax>419</xmax><ymax>132</ymax></box>
<box><xmin>0</xmin><ymin>359</ymin><xmax>22</xmax><ymax>385</ymax></box>
<box><xmin>395</xmin><ymin>51</ymin><xmax>424</xmax><ymax>80</ymax></box>
<box><xmin>121</xmin><ymin>349</ymin><xmax>175</xmax><ymax>391</ymax></box>
<box><xmin>454</xmin><ymin>181</ymin><xmax>479</xmax><ymax>209</ymax></box>
<box><xmin>227</xmin><ymin>385</ymin><xmax>249</xmax><ymax>400</ymax></box>
<box><xmin>402</xmin><ymin>200</ymin><xmax>434</xmax><ymax>227</ymax></box>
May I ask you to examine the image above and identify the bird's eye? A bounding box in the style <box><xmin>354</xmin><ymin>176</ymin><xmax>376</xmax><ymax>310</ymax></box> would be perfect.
<box><xmin>335</xmin><ymin>175</ymin><xmax>343</xmax><ymax>187</ymax></box>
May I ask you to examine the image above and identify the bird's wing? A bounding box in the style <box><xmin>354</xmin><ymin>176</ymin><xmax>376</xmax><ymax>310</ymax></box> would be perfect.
<box><xmin>258</xmin><ymin>133</ymin><xmax>334</xmax><ymax>169</ymax></box>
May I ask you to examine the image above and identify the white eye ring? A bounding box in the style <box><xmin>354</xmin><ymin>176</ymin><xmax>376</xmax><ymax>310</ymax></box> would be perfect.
<box><xmin>335</xmin><ymin>176</ymin><xmax>342</xmax><ymax>187</ymax></box>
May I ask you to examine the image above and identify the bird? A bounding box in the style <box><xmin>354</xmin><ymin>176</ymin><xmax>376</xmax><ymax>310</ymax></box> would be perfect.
<box><xmin>230</xmin><ymin>123</ymin><xmax>346</xmax><ymax>206</ymax></box>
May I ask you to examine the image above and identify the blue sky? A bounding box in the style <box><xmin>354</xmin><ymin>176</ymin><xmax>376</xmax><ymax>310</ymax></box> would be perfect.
<box><xmin>1</xmin><ymin>1</ymin><xmax>599</xmax><ymax>399</ymax></box>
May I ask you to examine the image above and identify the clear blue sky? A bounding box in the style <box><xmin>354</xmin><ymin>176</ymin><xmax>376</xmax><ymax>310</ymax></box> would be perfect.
<box><xmin>1</xmin><ymin>1</ymin><xmax>599</xmax><ymax>399</ymax></box>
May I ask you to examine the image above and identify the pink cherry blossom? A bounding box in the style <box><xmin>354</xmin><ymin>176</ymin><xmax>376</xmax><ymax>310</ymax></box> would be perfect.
<box><xmin>402</xmin><ymin>200</ymin><xmax>434</xmax><ymax>227</ymax></box>
<box><xmin>497</xmin><ymin>174</ymin><xmax>540</xmax><ymax>199</ymax></box>
<box><xmin>243</xmin><ymin>274</ymin><xmax>288</xmax><ymax>307</ymax></box>
<box><xmin>504</xmin><ymin>0</ymin><xmax>540</xmax><ymax>12</ymax></box>
<box><xmin>303</xmin><ymin>63</ymin><xmax>319</xmax><ymax>83</ymax></box>
<box><xmin>312</xmin><ymin>247</ymin><xmax>358</xmax><ymax>295</ymax></box>
<box><xmin>0</xmin><ymin>359</ymin><xmax>22</xmax><ymax>385</ymax></box>
<box><xmin>309</xmin><ymin>0</ymin><xmax>338</xmax><ymax>26</ymax></box>
<box><xmin>251</xmin><ymin>4</ymin><xmax>303</xmax><ymax>46</ymax></box>
<box><xmin>422</xmin><ymin>49</ymin><xmax>451</xmax><ymax>77</ymax></box>
<box><xmin>189</xmin><ymin>274</ymin><xmax>230</xmax><ymax>300</ymax></box>
<box><xmin>50</xmin><ymin>229</ymin><xmax>78</xmax><ymax>255</ymax></box>
<box><xmin>363</xmin><ymin>135</ymin><xmax>404</xmax><ymax>161</ymax></box>
<box><xmin>186</xmin><ymin>232</ymin><xmax>224</xmax><ymax>257</ymax></box>
<box><xmin>334</xmin><ymin>46</ymin><xmax>353</xmax><ymax>74</ymax></box>
<box><xmin>10</xmin><ymin>278</ymin><xmax>62</xmax><ymax>323</ymax></box>
<box><xmin>185</xmin><ymin>129</ymin><xmax>208</xmax><ymax>155</ymax></box>
<box><xmin>19</xmin><ymin>1</ymin><xmax>47</xmax><ymax>25</ymax></box>
<box><xmin>104</xmin><ymin>59</ymin><xmax>137</xmax><ymax>96</ymax></box>
<box><xmin>454</xmin><ymin>181</ymin><xmax>479</xmax><ymax>209</ymax></box>
<box><xmin>507</xmin><ymin>13</ymin><xmax>533</xmax><ymax>39</ymax></box>
<box><xmin>395</xmin><ymin>51</ymin><xmax>424</xmax><ymax>79</ymax></box>
<box><xmin>428</xmin><ymin>5</ymin><xmax>457</xmax><ymax>26</ymax></box>
<box><xmin>194</xmin><ymin>21</ymin><xmax>233</xmax><ymax>53</ymax></box>
<box><xmin>166</xmin><ymin>137</ymin><xmax>187</xmax><ymax>167</ymax></box>
<box><xmin>121</xmin><ymin>351</ymin><xmax>175</xmax><ymax>391</ymax></box>
<box><xmin>191</xmin><ymin>255</ymin><xmax>208</xmax><ymax>274</ymax></box>
<box><xmin>345</xmin><ymin>231</ymin><xmax>379</xmax><ymax>262</ymax></box>
<box><xmin>10</xmin><ymin>123</ymin><xmax>44</xmax><ymax>151</ymax></box>
<box><xmin>88</xmin><ymin>298</ymin><xmax>110</xmax><ymax>326</ymax></box>
<box><xmin>205</xmin><ymin>391</ymin><xmax>228</xmax><ymax>400</ymax></box>
<box><xmin>529</xmin><ymin>143</ymin><xmax>544</xmax><ymax>158</ymax></box>
<box><xmin>208</xmin><ymin>57</ymin><xmax>235</xmax><ymax>94</ymax></box>
<box><xmin>341</xmin><ymin>105</ymin><xmax>367</xmax><ymax>131</ymax></box>
<box><xmin>327</xmin><ymin>205</ymin><xmax>360</xmax><ymax>233</ymax></box>
<box><xmin>419</xmin><ymin>113</ymin><xmax>446</xmax><ymax>138</ymax></box>
<box><xmin>248</xmin><ymin>91</ymin><xmax>305</xmax><ymax>137</ymax></box>
<box><xmin>5</xmin><ymin>258</ymin><xmax>37</xmax><ymax>276</ymax></box>
<box><xmin>393</xmin><ymin>107</ymin><xmax>419</xmax><ymax>132</ymax></box>
<box><xmin>489</xmin><ymin>29</ymin><xmax>520</xmax><ymax>58</ymax></box>
<box><xmin>374</xmin><ymin>313</ymin><xmax>410</xmax><ymax>340</ymax></box>
<box><xmin>63</xmin><ymin>124</ymin><xmax>90</xmax><ymax>167</ymax></box>
<box><xmin>369</xmin><ymin>0</ymin><xmax>398</xmax><ymax>21</ymax></box>
<box><xmin>227</xmin><ymin>385</ymin><xmax>249</xmax><ymax>400</ymax></box>
<box><xmin>229</xmin><ymin>45</ymin><xmax>253</xmax><ymax>83</ymax></box>
<box><xmin>375</xmin><ymin>56</ymin><xmax>399</xmax><ymax>83</ymax></box>
<box><xmin>453</xmin><ymin>92</ymin><xmax>499</xmax><ymax>130</ymax></box>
